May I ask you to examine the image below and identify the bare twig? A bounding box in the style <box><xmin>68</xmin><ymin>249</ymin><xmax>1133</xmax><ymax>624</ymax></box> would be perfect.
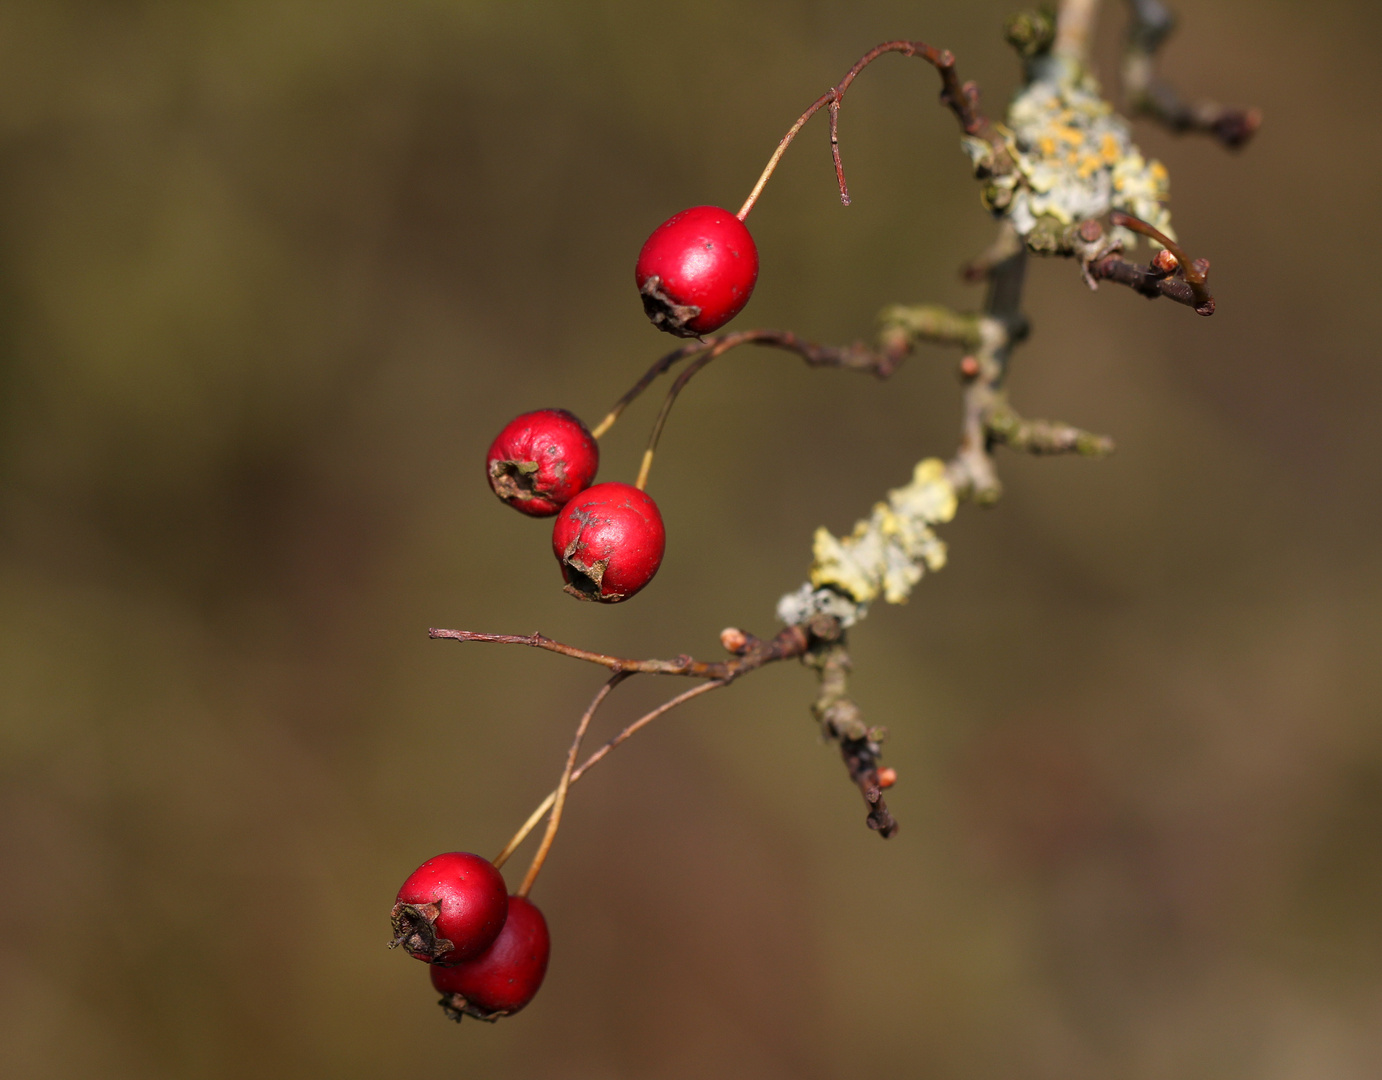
<box><xmin>987</xmin><ymin>407</ymin><xmax>1115</xmax><ymax>456</ymax></box>
<box><xmin>809</xmin><ymin>638</ymin><xmax>899</xmax><ymax>836</ymax></box>
<box><xmin>1087</xmin><ymin>253</ymin><xmax>1213</xmax><ymax>315</ymax></box>
<box><xmin>430</xmin><ymin>624</ymin><xmax>810</xmax><ymax>682</ymax></box>
<box><xmin>1121</xmin><ymin>0</ymin><xmax>1260</xmax><ymax>148</ymax></box>
<box><xmin>586</xmin><ymin>328</ymin><xmax>909</xmax><ymax>443</ymax></box>
<box><xmin>737</xmin><ymin>39</ymin><xmax>989</xmax><ymax>219</ymax></box>
<box><xmin>1030</xmin><ymin>214</ymin><xmax>1216</xmax><ymax>316</ymax></box>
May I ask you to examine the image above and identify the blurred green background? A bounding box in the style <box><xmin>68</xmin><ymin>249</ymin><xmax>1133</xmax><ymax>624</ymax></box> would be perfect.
<box><xmin>2</xmin><ymin>1</ymin><xmax>1380</xmax><ymax>1077</ymax></box>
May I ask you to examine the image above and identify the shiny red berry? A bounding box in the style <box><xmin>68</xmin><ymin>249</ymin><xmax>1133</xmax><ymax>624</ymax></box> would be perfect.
<box><xmin>390</xmin><ymin>852</ymin><xmax>509</xmax><ymax>964</ymax></box>
<box><xmin>551</xmin><ymin>481</ymin><xmax>665</xmax><ymax>603</ymax></box>
<box><xmin>635</xmin><ymin>205</ymin><xmax>759</xmax><ymax>337</ymax></box>
<box><xmin>486</xmin><ymin>409</ymin><xmax>599</xmax><ymax>517</ymax></box>
<box><xmin>431</xmin><ymin>895</ymin><xmax>551</xmax><ymax>1021</ymax></box>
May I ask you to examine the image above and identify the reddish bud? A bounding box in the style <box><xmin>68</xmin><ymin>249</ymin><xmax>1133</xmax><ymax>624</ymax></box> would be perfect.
<box><xmin>877</xmin><ymin>767</ymin><xmax>897</xmax><ymax>789</ymax></box>
<box><xmin>552</xmin><ymin>482</ymin><xmax>665</xmax><ymax>603</ymax></box>
<box><xmin>432</xmin><ymin>895</ymin><xmax>551</xmax><ymax>1021</ymax></box>
<box><xmin>487</xmin><ymin>409</ymin><xmax>599</xmax><ymax>517</ymax></box>
<box><xmin>720</xmin><ymin>627</ymin><xmax>749</xmax><ymax>654</ymax></box>
<box><xmin>391</xmin><ymin>852</ymin><xmax>509</xmax><ymax>964</ymax></box>
<box><xmin>1150</xmin><ymin>249</ymin><xmax>1179</xmax><ymax>275</ymax></box>
<box><xmin>636</xmin><ymin>206</ymin><xmax>759</xmax><ymax>337</ymax></box>
<box><xmin>1077</xmin><ymin>219</ymin><xmax>1104</xmax><ymax>242</ymax></box>
<box><xmin>959</xmin><ymin>355</ymin><xmax>981</xmax><ymax>380</ymax></box>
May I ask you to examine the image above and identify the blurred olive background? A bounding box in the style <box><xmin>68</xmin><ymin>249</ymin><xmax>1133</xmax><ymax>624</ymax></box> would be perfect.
<box><xmin>2</xmin><ymin>1</ymin><xmax>1380</xmax><ymax>1077</ymax></box>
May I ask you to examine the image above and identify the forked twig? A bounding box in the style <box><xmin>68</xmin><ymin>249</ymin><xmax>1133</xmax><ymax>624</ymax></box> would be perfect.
<box><xmin>737</xmin><ymin>39</ymin><xmax>988</xmax><ymax>219</ymax></box>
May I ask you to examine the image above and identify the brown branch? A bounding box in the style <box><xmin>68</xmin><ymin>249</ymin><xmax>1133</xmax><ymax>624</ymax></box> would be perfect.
<box><xmin>1122</xmin><ymin>0</ymin><xmax>1260</xmax><ymax>149</ymax></box>
<box><xmin>841</xmin><ymin>736</ymin><xmax>899</xmax><ymax>837</ymax></box>
<box><xmin>737</xmin><ymin>39</ymin><xmax>989</xmax><ymax>218</ymax></box>
<box><xmin>429</xmin><ymin>624</ymin><xmax>811</xmax><ymax>682</ymax></box>
<box><xmin>588</xmin><ymin>328</ymin><xmax>908</xmax><ymax>444</ymax></box>
<box><xmin>1032</xmin><ymin>214</ymin><xmax>1215</xmax><ymax>316</ymax></box>
<box><xmin>1109</xmin><ymin>210</ymin><xmax>1209</xmax><ymax>295</ymax></box>
<box><xmin>1087</xmin><ymin>253</ymin><xmax>1214</xmax><ymax>315</ymax></box>
<box><xmin>808</xmin><ymin>638</ymin><xmax>898</xmax><ymax>837</ymax></box>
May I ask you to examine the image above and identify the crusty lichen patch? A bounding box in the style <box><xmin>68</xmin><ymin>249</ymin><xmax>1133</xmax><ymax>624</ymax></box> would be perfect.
<box><xmin>796</xmin><ymin>457</ymin><xmax>958</xmax><ymax>615</ymax></box>
<box><xmin>970</xmin><ymin>56</ymin><xmax>1174</xmax><ymax>252</ymax></box>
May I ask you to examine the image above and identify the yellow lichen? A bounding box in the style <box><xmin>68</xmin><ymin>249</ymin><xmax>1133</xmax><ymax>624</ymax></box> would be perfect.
<box><xmin>808</xmin><ymin>459</ymin><xmax>957</xmax><ymax>606</ymax></box>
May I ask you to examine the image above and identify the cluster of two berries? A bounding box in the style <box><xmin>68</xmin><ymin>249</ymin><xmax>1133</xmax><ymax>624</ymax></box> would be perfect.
<box><xmin>487</xmin><ymin>206</ymin><xmax>761</xmax><ymax>602</ymax></box>
<box><xmin>391</xmin><ymin>852</ymin><xmax>548</xmax><ymax>1021</ymax></box>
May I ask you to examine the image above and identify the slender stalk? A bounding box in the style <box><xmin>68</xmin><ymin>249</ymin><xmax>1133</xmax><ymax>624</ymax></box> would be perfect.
<box><xmin>589</xmin><ymin>340</ymin><xmax>709</xmax><ymax>439</ymax></box>
<box><xmin>737</xmin><ymin>89</ymin><xmax>835</xmax><ymax>220</ymax></box>
<box><xmin>633</xmin><ymin>344</ymin><xmax>725</xmax><ymax>490</ymax></box>
<box><xmin>736</xmin><ymin>39</ymin><xmax>984</xmax><ymax>220</ymax></box>
<box><xmin>496</xmin><ymin>679</ymin><xmax>729</xmax><ymax>870</ymax></box>
<box><xmin>591</xmin><ymin>329</ymin><xmax>899</xmax><ymax>444</ymax></box>
<box><xmin>515</xmin><ymin>673</ymin><xmax>629</xmax><ymax>896</ymax></box>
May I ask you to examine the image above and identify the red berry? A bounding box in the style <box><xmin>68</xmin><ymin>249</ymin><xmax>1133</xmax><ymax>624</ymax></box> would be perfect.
<box><xmin>486</xmin><ymin>409</ymin><xmax>599</xmax><ymax>517</ymax></box>
<box><xmin>390</xmin><ymin>852</ymin><xmax>509</xmax><ymax>964</ymax></box>
<box><xmin>431</xmin><ymin>895</ymin><xmax>550</xmax><ymax>1021</ymax></box>
<box><xmin>551</xmin><ymin>481</ymin><xmax>665</xmax><ymax>603</ymax></box>
<box><xmin>635</xmin><ymin>205</ymin><xmax>759</xmax><ymax>337</ymax></box>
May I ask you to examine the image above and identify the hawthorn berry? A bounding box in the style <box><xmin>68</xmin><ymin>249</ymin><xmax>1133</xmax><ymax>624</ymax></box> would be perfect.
<box><xmin>432</xmin><ymin>895</ymin><xmax>551</xmax><ymax>1021</ymax></box>
<box><xmin>552</xmin><ymin>481</ymin><xmax>665</xmax><ymax>603</ymax></box>
<box><xmin>486</xmin><ymin>409</ymin><xmax>599</xmax><ymax>517</ymax></box>
<box><xmin>390</xmin><ymin>852</ymin><xmax>509</xmax><ymax>964</ymax></box>
<box><xmin>635</xmin><ymin>205</ymin><xmax>759</xmax><ymax>337</ymax></box>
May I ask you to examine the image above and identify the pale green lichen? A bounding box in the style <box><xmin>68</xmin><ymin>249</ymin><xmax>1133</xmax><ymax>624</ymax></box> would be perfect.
<box><xmin>789</xmin><ymin>458</ymin><xmax>957</xmax><ymax>621</ymax></box>
<box><xmin>983</xmin><ymin>58</ymin><xmax>1173</xmax><ymax>250</ymax></box>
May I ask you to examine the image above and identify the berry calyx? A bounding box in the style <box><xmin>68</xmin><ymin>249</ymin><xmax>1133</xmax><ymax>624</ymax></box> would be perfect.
<box><xmin>551</xmin><ymin>481</ymin><xmax>665</xmax><ymax>603</ymax></box>
<box><xmin>486</xmin><ymin>409</ymin><xmax>599</xmax><ymax>517</ymax></box>
<box><xmin>635</xmin><ymin>206</ymin><xmax>759</xmax><ymax>337</ymax></box>
<box><xmin>432</xmin><ymin>895</ymin><xmax>551</xmax><ymax>1021</ymax></box>
<box><xmin>390</xmin><ymin>852</ymin><xmax>509</xmax><ymax>964</ymax></box>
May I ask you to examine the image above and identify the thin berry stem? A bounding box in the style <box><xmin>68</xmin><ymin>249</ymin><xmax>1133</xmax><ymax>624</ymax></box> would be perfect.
<box><xmin>516</xmin><ymin>672</ymin><xmax>630</xmax><ymax>897</ymax></box>
<box><xmin>633</xmin><ymin>341</ymin><xmax>730</xmax><ymax>490</ymax></box>
<box><xmin>589</xmin><ymin>328</ymin><xmax>901</xmax><ymax>445</ymax></box>
<box><xmin>735</xmin><ymin>39</ymin><xmax>986</xmax><ymax>220</ymax></box>
<box><xmin>589</xmin><ymin>340</ymin><xmax>709</xmax><ymax>439</ymax></box>
<box><xmin>495</xmin><ymin>679</ymin><xmax>729</xmax><ymax>869</ymax></box>
<box><xmin>736</xmin><ymin>89</ymin><xmax>834</xmax><ymax>220</ymax></box>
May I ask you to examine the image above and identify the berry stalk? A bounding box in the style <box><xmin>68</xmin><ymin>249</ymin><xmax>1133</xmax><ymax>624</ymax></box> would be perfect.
<box><xmin>515</xmin><ymin>672</ymin><xmax>629</xmax><ymax>897</ymax></box>
<box><xmin>736</xmin><ymin>39</ymin><xmax>986</xmax><ymax>220</ymax></box>
<box><xmin>494</xmin><ymin>679</ymin><xmax>730</xmax><ymax>868</ymax></box>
